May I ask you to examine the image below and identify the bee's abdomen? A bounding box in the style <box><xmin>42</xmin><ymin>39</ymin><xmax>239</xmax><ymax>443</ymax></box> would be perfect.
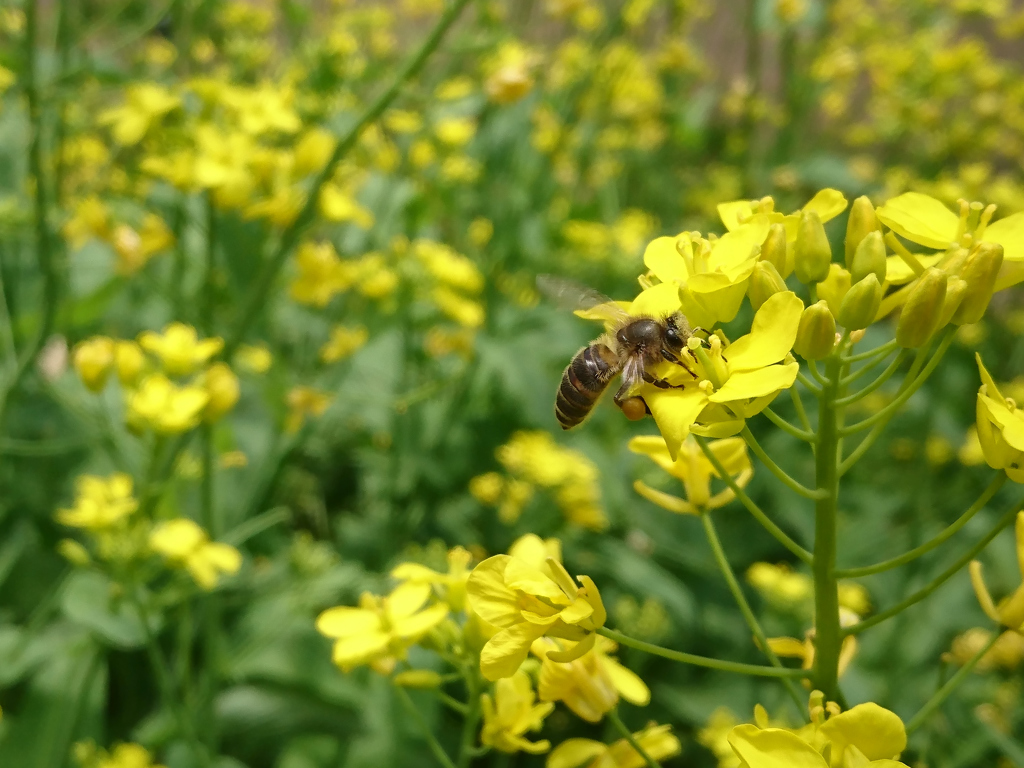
<box><xmin>556</xmin><ymin>344</ymin><xmax>615</xmax><ymax>430</ymax></box>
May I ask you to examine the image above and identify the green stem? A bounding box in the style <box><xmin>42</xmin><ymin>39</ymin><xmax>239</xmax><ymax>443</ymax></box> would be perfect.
<box><xmin>457</xmin><ymin>665</ymin><xmax>483</xmax><ymax>768</ymax></box>
<box><xmin>844</xmin><ymin>339</ymin><xmax>898</xmax><ymax>363</ymax></box>
<box><xmin>846</xmin><ymin>495</ymin><xmax>1024</xmax><ymax>636</ymax></box>
<box><xmin>741</xmin><ymin>426</ymin><xmax>824</xmax><ymax>500</ymax></box>
<box><xmin>836</xmin><ymin>474</ymin><xmax>1007</xmax><ymax>577</ymax></box>
<box><xmin>394</xmin><ymin>685</ymin><xmax>458</xmax><ymax>768</ymax></box>
<box><xmin>905</xmin><ymin>629</ymin><xmax>1000</xmax><ymax>735</ymax></box>
<box><xmin>788</xmin><ymin>381</ymin><xmax>813</xmax><ymax>432</ymax></box>
<box><xmin>607</xmin><ymin>707</ymin><xmax>661</xmax><ymax>768</ymax></box>
<box><xmin>811</xmin><ymin>353</ymin><xmax>843</xmax><ymax>701</ymax></box>
<box><xmin>597</xmin><ymin>628</ymin><xmax>808</xmax><ymax>678</ymax></box>
<box><xmin>701</xmin><ymin>514</ymin><xmax>808</xmax><ymax>718</ymax></box>
<box><xmin>807</xmin><ymin>360</ymin><xmax>829</xmax><ymax>388</ymax></box>
<box><xmin>224</xmin><ymin>0</ymin><xmax>474</xmax><ymax>357</ymax></box>
<box><xmin>835</xmin><ymin>349</ymin><xmax>910</xmax><ymax>406</ymax></box>
<box><xmin>796</xmin><ymin>371</ymin><xmax>822</xmax><ymax>395</ymax></box>
<box><xmin>694</xmin><ymin>436</ymin><xmax>812</xmax><ymax>564</ymax></box>
<box><xmin>761</xmin><ymin>407</ymin><xmax>816</xmax><ymax>442</ymax></box>
<box><xmin>435</xmin><ymin>690</ymin><xmax>468</xmax><ymax>716</ymax></box>
<box><xmin>840</xmin><ymin>329</ymin><xmax>954</xmax><ymax>437</ymax></box>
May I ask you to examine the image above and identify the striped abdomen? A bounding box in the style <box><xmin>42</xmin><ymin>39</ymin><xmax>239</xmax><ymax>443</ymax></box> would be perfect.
<box><xmin>556</xmin><ymin>343</ymin><xmax>617</xmax><ymax>430</ymax></box>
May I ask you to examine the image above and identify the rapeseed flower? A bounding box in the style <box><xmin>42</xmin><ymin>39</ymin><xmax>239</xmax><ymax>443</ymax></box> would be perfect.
<box><xmin>112</xmin><ymin>214</ymin><xmax>174</xmax><ymax>275</ymax></box>
<box><xmin>391</xmin><ymin>546</ymin><xmax>473</xmax><ymax>611</ymax></box>
<box><xmin>138</xmin><ymin>323</ymin><xmax>224</xmax><ymax>376</ymax></box>
<box><xmin>63</xmin><ymin>196</ymin><xmax>110</xmax><ymax>248</ymax></box>
<box><xmin>73</xmin><ymin>336</ymin><xmax>116</xmax><ymax>392</ymax></box>
<box><xmin>466</xmin><ymin>533</ymin><xmax>606</xmax><ymax>680</ymax></box>
<box><xmin>630</xmin><ymin>434</ymin><xmax>751</xmax><ymax>514</ymax></box>
<box><xmin>199</xmin><ymin>363</ymin><xmax>240</xmax><ymax>421</ymax></box>
<box><xmin>235</xmin><ymin>344</ymin><xmax>272</xmax><ymax>374</ymax></box>
<box><xmin>315</xmin><ymin>582</ymin><xmax>448</xmax><ymax>673</ymax></box>
<box><xmin>480</xmin><ymin>669</ymin><xmax>553</xmax><ymax>754</ymax></box>
<box><xmin>320</xmin><ymin>325</ymin><xmax>369</xmax><ymax>363</ymax></box>
<box><xmin>532</xmin><ymin>635</ymin><xmax>649</xmax><ymax>722</ymax></box>
<box><xmin>290</xmin><ymin>241</ymin><xmax>352</xmax><ymax>307</ymax></box>
<box><xmin>285</xmin><ymin>386</ymin><xmax>333</xmax><ymax>433</ymax></box>
<box><xmin>57</xmin><ymin>474</ymin><xmax>137</xmax><ymax>530</ymax></box>
<box><xmin>149</xmin><ymin>518</ymin><xmax>242</xmax><ymax>590</ymax></box>
<box><xmin>114</xmin><ymin>341</ymin><xmax>146</xmax><ymax>386</ymax></box>
<box><xmin>99</xmin><ymin>83</ymin><xmax>180</xmax><ymax>145</ymax></box>
<box><xmin>127</xmin><ymin>374</ymin><xmax>209</xmax><ymax>434</ymax></box>
<box><xmin>970</xmin><ymin>511</ymin><xmax>1024</xmax><ymax>631</ymax></box>
<box><xmin>975</xmin><ymin>354</ymin><xmax>1024</xmax><ymax>481</ymax></box>
<box><xmin>547</xmin><ymin>723</ymin><xmax>681</xmax><ymax>768</ymax></box>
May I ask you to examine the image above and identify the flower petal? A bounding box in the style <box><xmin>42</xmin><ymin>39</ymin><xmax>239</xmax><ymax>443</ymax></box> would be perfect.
<box><xmin>984</xmin><ymin>212</ymin><xmax>1024</xmax><ymax>262</ymax></box>
<box><xmin>504</xmin><ymin>558</ymin><xmax>568</xmax><ymax>602</ymax></box>
<box><xmin>819</xmin><ymin>702</ymin><xmax>907</xmax><ymax>761</ymax></box>
<box><xmin>386</xmin><ymin>582</ymin><xmax>432</xmax><ymax>621</ymax></box>
<box><xmin>724</xmin><ymin>291</ymin><xmax>804</xmax><ymax>371</ymax></box>
<box><xmin>728</xmin><ymin>724</ymin><xmax>827</xmax><ymax>768</ymax></box>
<box><xmin>332</xmin><ymin>631</ymin><xmax>390</xmax><ymax>667</ymax></box>
<box><xmin>627</xmin><ymin>435</ymin><xmax>677</xmax><ymax>475</ymax></box>
<box><xmin>629</xmin><ymin>281</ymin><xmax>682</xmax><ymax>318</ymax></box>
<box><xmin>481</xmin><ymin>622</ymin><xmax>547</xmax><ymax>680</ymax></box>
<box><xmin>876</xmin><ymin>193</ymin><xmax>959</xmax><ymax>249</ymax></box>
<box><xmin>467</xmin><ymin>556</ymin><xmax>520</xmax><ymax>628</ymax></box>
<box><xmin>644</xmin><ymin>386</ymin><xmax>709</xmax><ymax>460</ymax></box>
<box><xmin>710</xmin><ymin>363</ymin><xmax>799</xmax><ymax>403</ymax></box>
<box><xmin>601</xmin><ymin>656</ymin><xmax>650</xmax><ymax>705</ymax></box>
<box><xmin>802</xmin><ymin>188</ymin><xmax>848</xmax><ymax>222</ymax></box>
<box><xmin>316</xmin><ymin>607</ymin><xmax>382</xmax><ymax>638</ymax></box>
<box><xmin>392</xmin><ymin>603</ymin><xmax>449</xmax><ymax>639</ymax></box>
<box><xmin>546</xmin><ymin>739</ymin><xmax>608</xmax><ymax>768</ymax></box>
<box><xmin>644</xmin><ymin>236</ymin><xmax>689</xmax><ymax>283</ymax></box>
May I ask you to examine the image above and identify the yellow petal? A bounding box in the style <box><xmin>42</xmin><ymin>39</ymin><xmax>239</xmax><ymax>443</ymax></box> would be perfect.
<box><xmin>601</xmin><ymin>656</ymin><xmax>650</xmax><ymax>705</ymax></box>
<box><xmin>392</xmin><ymin>603</ymin><xmax>449</xmax><ymax>639</ymax></box>
<box><xmin>632</xmin><ymin>724</ymin><xmax>683</xmax><ymax>763</ymax></box>
<box><xmin>711</xmin><ymin>225</ymin><xmax>766</xmax><ymax>270</ymax></box>
<box><xmin>504</xmin><ymin>558</ymin><xmax>567</xmax><ymax>602</ymax></box>
<box><xmin>885</xmin><ymin>253</ymin><xmax>943</xmax><ymax>285</ymax></box>
<box><xmin>627</xmin><ymin>436</ymin><xmax>676</xmax><ymax>475</ymax></box>
<box><xmin>709</xmin><ymin>363</ymin><xmax>799</xmax><ymax>403</ymax></box>
<box><xmin>557</xmin><ymin>598</ymin><xmax>594</xmax><ymax>625</ymax></box>
<box><xmin>546</xmin><ymin>630</ymin><xmax>596</xmax><ymax>662</ymax></box>
<box><xmin>628</xmin><ymin>282</ymin><xmax>682</xmax><ymax>318</ymax></box>
<box><xmin>980</xmin><ymin>396</ymin><xmax>1024</xmax><ymax>452</ymax></box>
<box><xmin>481</xmin><ymin>622</ymin><xmax>547</xmax><ymax>680</ymax></box>
<box><xmin>708</xmin><ymin>437</ymin><xmax>750</xmax><ymax>475</ymax></box>
<box><xmin>202</xmin><ymin>542</ymin><xmax>242</xmax><ymax>574</ymax></box>
<box><xmin>983</xmin><ymin>212</ymin><xmax>1024</xmax><ymax>262</ymax></box>
<box><xmin>316</xmin><ymin>606</ymin><xmax>383</xmax><ymax>638</ymax></box>
<box><xmin>332</xmin><ymin>631</ymin><xmax>390</xmax><ymax>667</ymax></box>
<box><xmin>467</xmin><ymin>556</ymin><xmax>521</xmax><ymax>628</ymax></box>
<box><xmin>645</xmin><ymin>386</ymin><xmax>710</xmax><ymax>460</ymax></box>
<box><xmin>728</xmin><ymin>724</ymin><xmax>827</xmax><ymax>768</ymax></box>
<box><xmin>819</xmin><ymin>702</ymin><xmax>907</xmax><ymax>762</ymax></box>
<box><xmin>509</xmin><ymin>534</ymin><xmax>561</xmax><ymax>571</ymax></box>
<box><xmin>644</xmin><ymin>236</ymin><xmax>689</xmax><ymax>283</ymax></box>
<box><xmin>633</xmin><ymin>480</ymin><xmax>697</xmax><ymax>515</ymax></box>
<box><xmin>976</xmin><ymin>353</ymin><xmax>1004</xmax><ymax>400</ymax></box>
<box><xmin>876</xmin><ymin>193</ymin><xmax>959</xmax><ymax>249</ymax></box>
<box><xmin>546</xmin><ymin>739</ymin><xmax>607</xmax><ymax>768</ymax></box>
<box><xmin>386</xmin><ymin>582</ymin><xmax>432</xmax><ymax>621</ymax></box>
<box><xmin>718</xmin><ymin>200</ymin><xmax>755</xmax><ymax>232</ymax></box>
<box><xmin>577</xmin><ymin>575</ymin><xmax>606</xmax><ymax>627</ymax></box>
<box><xmin>1017</xmin><ymin>512</ymin><xmax>1024</xmax><ymax>581</ymax></box>
<box><xmin>766</xmin><ymin>636</ymin><xmax>808</xmax><ymax>658</ymax></box>
<box><xmin>724</xmin><ymin>291</ymin><xmax>804</xmax><ymax>371</ymax></box>
<box><xmin>802</xmin><ymin>188</ymin><xmax>848</xmax><ymax>222</ymax></box>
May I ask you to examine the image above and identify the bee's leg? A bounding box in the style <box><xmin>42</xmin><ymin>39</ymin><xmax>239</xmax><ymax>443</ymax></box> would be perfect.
<box><xmin>642</xmin><ymin>371</ymin><xmax>688</xmax><ymax>389</ymax></box>
<box><xmin>661</xmin><ymin>348</ymin><xmax>698</xmax><ymax>378</ymax></box>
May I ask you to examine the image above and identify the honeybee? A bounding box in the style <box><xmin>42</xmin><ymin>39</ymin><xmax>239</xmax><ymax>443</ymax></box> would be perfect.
<box><xmin>538</xmin><ymin>276</ymin><xmax>701</xmax><ymax>430</ymax></box>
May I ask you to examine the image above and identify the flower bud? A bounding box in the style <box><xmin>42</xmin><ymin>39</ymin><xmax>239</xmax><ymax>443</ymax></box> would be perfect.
<box><xmin>896</xmin><ymin>268</ymin><xmax>947</xmax><ymax>348</ymax></box>
<box><xmin>794</xmin><ymin>301</ymin><xmax>836</xmax><ymax>360</ymax></box>
<box><xmin>393</xmin><ymin>670</ymin><xmax>443</xmax><ymax>689</ymax></box>
<box><xmin>748</xmin><ymin>261</ymin><xmax>787</xmax><ymax>310</ymax></box>
<box><xmin>938</xmin><ymin>277</ymin><xmax>968</xmax><ymax>329</ymax></box>
<box><xmin>952</xmin><ymin>242</ymin><xmax>1004</xmax><ymax>325</ymax></box>
<box><xmin>817</xmin><ymin>264</ymin><xmax>851</xmax><ymax>319</ymax></box>
<box><xmin>939</xmin><ymin>246</ymin><xmax>970</xmax><ymax>277</ymax></box>
<box><xmin>838</xmin><ymin>274</ymin><xmax>883</xmax><ymax>331</ymax></box>
<box><xmin>201</xmin><ymin>362</ymin><xmax>240</xmax><ymax>422</ymax></box>
<box><xmin>845</xmin><ymin>195</ymin><xmax>880</xmax><ymax>268</ymax></box>
<box><xmin>795</xmin><ymin>210</ymin><xmax>833</xmax><ymax>284</ymax></box>
<box><xmin>760</xmin><ymin>223</ymin><xmax>789</xmax><ymax>276</ymax></box>
<box><xmin>850</xmin><ymin>231</ymin><xmax>887</xmax><ymax>285</ymax></box>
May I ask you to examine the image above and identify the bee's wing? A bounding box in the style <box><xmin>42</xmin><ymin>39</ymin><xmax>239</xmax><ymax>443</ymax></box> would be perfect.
<box><xmin>618</xmin><ymin>354</ymin><xmax>645</xmax><ymax>398</ymax></box>
<box><xmin>536</xmin><ymin>274</ymin><xmax>631</xmax><ymax>325</ymax></box>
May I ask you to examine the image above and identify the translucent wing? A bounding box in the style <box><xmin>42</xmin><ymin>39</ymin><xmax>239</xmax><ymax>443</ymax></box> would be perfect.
<box><xmin>536</xmin><ymin>274</ymin><xmax>631</xmax><ymax>326</ymax></box>
<box><xmin>618</xmin><ymin>354</ymin><xmax>644</xmax><ymax>398</ymax></box>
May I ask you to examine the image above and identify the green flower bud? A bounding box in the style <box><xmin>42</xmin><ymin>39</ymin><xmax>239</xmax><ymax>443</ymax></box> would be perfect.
<box><xmin>896</xmin><ymin>268</ymin><xmax>947</xmax><ymax>348</ymax></box>
<box><xmin>939</xmin><ymin>246</ymin><xmax>970</xmax><ymax>276</ymax></box>
<box><xmin>760</xmin><ymin>223</ymin><xmax>789</xmax><ymax>276</ymax></box>
<box><xmin>795</xmin><ymin>211</ymin><xmax>833</xmax><ymax>284</ymax></box>
<box><xmin>938</xmin><ymin>277</ymin><xmax>968</xmax><ymax>329</ymax></box>
<box><xmin>850</xmin><ymin>231</ymin><xmax>887</xmax><ymax>285</ymax></box>
<box><xmin>794</xmin><ymin>300</ymin><xmax>836</xmax><ymax>360</ymax></box>
<box><xmin>838</xmin><ymin>274</ymin><xmax>883</xmax><ymax>331</ymax></box>
<box><xmin>952</xmin><ymin>242</ymin><xmax>1004</xmax><ymax>325</ymax></box>
<box><xmin>845</xmin><ymin>195</ymin><xmax>880</xmax><ymax>268</ymax></box>
<box><xmin>748</xmin><ymin>261</ymin><xmax>787</xmax><ymax>310</ymax></box>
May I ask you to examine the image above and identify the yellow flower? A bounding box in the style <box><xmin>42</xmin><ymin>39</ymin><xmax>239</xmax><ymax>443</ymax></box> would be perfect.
<box><xmin>698</xmin><ymin>708</ymin><xmax>742</xmax><ymax>768</ymax></box>
<box><xmin>114</xmin><ymin>341</ymin><xmax>146</xmax><ymax>386</ymax></box>
<box><xmin>81</xmin><ymin>742</ymin><xmax>167</xmax><ymax>768</ymax></box>
<box><xmin>99</xmin><ymin>83</ymin><xmax>180</xmax><ymax>145</ymax></box>
<box><xmin>484</xmin><ymin>41</ymin><xmax>535</xmax><ymax>104</ymax></box>
<box><xmin>415</xmin><ymin>240</ymin><xmax>484</xmax><ymax>293</ymax></box>
<box><xmin>293</xmin><ymin>128</ymin><xmax>335</xmax><ymax>176</ymax></box>
<box><xmin>319</xmin><ymin>183</ymin><xmax>374</xmax><ymax>228</ymax></box>
<box><xmin>747</xmin><ymin>562</ymin><xmax>813</xmax><ymax>607</ymax></box>
<box><xmin>149</xmin><ymin>518</ymin><xmax>242</xmax><ymax>590</ymax></box>
<box><xmin>127</xmin><ymin>374</ymin><xmax>209</xmax><ymax>434</ymax></box>
<box><xmin>290</xmin><ymin>241</ymin><xmax>353</xmax><ymax>307</ymax></box>
<box><xmin>766</xmin><ymin>609</ymin><xmax>861</xmax><ymax>683</ymax></box>
<box><xmin>315</xmin><ymin>582</ymin><xmax>449</xmax><ymax>673</ymax></box>
<box><xmin>63</xmin><ymin>196</ymin><xmax>110</xmax><ymax>249</ymax></box>
<box><xmin>970</xmin><ymin>511</ymin><xmax>1024</xmax><ymax>631</ymax></box>
<box><xmin>199</xmin><ymin>362</ymin><xmax>240</xmax><ymax>421</ymax></box>
<box><xmin>470</xmin><ymin>472</ymin><xmax>505</xmax><ymax>505</ymax></box>
<box><xmin>112</xmin><ymin>214</ymin><xmax>174</xmax><ymax>275</ymax></box>
<box><xmin>480</xmin><ymin>669</ymin><xmax>553</xmax><ymax>754</ymax></box>
<box><xmin>466</xmin><ymin>533</ymin><xmax>607</xmax><ymax>680</ymax></box>
<box><xmin>947</xmin><ymin>627</ymin><xmax>1024</xmax><ymax>671</ymax></box>
<box><xmin>73</xmin><ymin>336</ymin><xmax>116</xmax><ymax>392</ymax></box>
<box><xmin>546</xmin><ymin>723</ymin><xmax>682</xmax><ymax>768</ymax></box>
<box><xmin>391</xmin><ymin>546</ymin><xmax>474</xmax><ymax>612</ymax></box>
<box><xmin>975</xmin><ymin>354</ymin><xmax>1024</xmax><ymax>481</ymax></box>
<box><xmin>320</xmin><ymin>325</ymin><xmax>368</xmax><ymax>363</ymax></box>
<box><xmin>434</xmin><ymin>117</ymin><xmax>476</xmax><ymax>147</ymax></box>
<box><xmin>285</xmin><ymin>386</ymin><xmax>332</xmax><ymax>433</ymax></box>
<box><xmin>728</xmin><ymin>698</ymin><xmax>908</xmax><ymax>768</ymax></box>
<box><xmin>630</xmin><ymin>434</ymin><xmax>751</xmax><ymax>514</ymax></box>
<box><xmin>57</xmin><ymin>473</ymin><xmax>137</xmax><ymax>530</ymax></box>
<box><xmin>531</xmin><ymin>635</ymin><xmax>649</xmax><ymax>722</ymax></box>
<box><xmin>57</xmin><ymin>539</ymin><xmax>91</xmax><ymax>566</ymax></box>
<box><xmin>432</xmin><ymin>287</ymin><xmax>485</xmax><ymax>328</ymax></box>
<box><xmin>139</xmin><ymin>323</ymin><xmax>224</xmax><ymax>376</ymax></box>
<box><xmin>235</xmin><ymin>344</ymin><xmax>272</xmax><ymax>374</ymax></box>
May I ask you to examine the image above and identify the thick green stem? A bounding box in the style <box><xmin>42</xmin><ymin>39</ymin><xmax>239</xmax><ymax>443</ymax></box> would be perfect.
<box><xmin>702</xmin><ymin>514</ymin><xmax>808</xmax><ymax>718</ymax></box>
<box><xmin>598</xmin><ymin>628</ymin><xmax>808</xmax><ymax>678</ymax></box>
<box><xmin>837</xmin><ymin>474</ymin><xmax>1006</xmax><ymax>577</ymax></box>
<box><xmin>608</xmin><ymin>707</ymin><xmax>661</xmax><ymax>768</ymax></box>
<box><xmin>812</xmin><ymin>353</ymin><xmax>843</xmax><ymax>701</ymax></box>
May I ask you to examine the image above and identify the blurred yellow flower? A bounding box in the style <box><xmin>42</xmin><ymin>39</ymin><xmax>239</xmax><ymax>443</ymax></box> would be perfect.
<box><xmin>235</xmin><ymin>344</ymin><xmax>272</xmax><ymax>374</ymax></box>
<box><xmin>391</xmin><ymin>546</ymin><xmax>473</xmax><ymax>612</ymax></box>
<box><xmin>285</xmin><ymin>386</ymin><xmax>332</xmax><ymax>433</ymax></box>
<box><xmin>63</xmin><ymin>196</ymin><xmax>110</xmax><ymax>248</ymax></box>
<box><xmin>698</xmin><ymin>708</ymin><xmax>742</xmax><ymax>768</ymax></box>
<box><xmin>747</xmin><ymin>562</ymin><xmax>812</xmax><ymax>606</ymax></box>
<box><xmin>766</xmin><ymin>609</ymin><xmax>861</xmax><ymax>682</ymax></box>
<box><xmin>532</xmin><ymin>635</ymin><xmax>649</xmax><ymax>722</ymax></box>
<box><xmin>485</xmin><ymin>41</ymin><xmax>535</xmax><ymax>104</ymax></box>
<box><xmin>975</xmin><ymin>354</ymin><xmax>1024</xmax><ymax>481</ymax></box>
<box><xmin>480</xmin><ymin>669</ymin><xmax>553</xmax><ymax>754</ymax></box>
<box><xmin>73</xmin><ymin>336</ymin><xmax>116</xmax><ymax>392</ymax></box>
<box><xmin>971</xmin><ymin>511</ymin><xmax>1024</xmax><ymax>631</ymax></box>
<box><xmin>319</xmin><ymin>183</ymin><xmax>374</xmax><ymax>228</ymax></box>
<box><xmin>149</xmin><ymin>518</ymin><xmax>242</xmax><ymax>590</ymax></box>
<box><xmin>200</xmin><ymin>362</ymin><xmax>240</xmax><ymax>421</ymax></box>
<box><xmin>112</xmin><ymin>214</ymin><xmax>174</xmax><ymax>275</ymax></box>
<box><xmin>114</xmin><ymin>341</ymin><xmax>146</xmax><ymax>386</ymax></box>
<box><xmin>320</xmin><ymin>325</ymin><xmax>369</xmax><ymax>363</ymax></box>
<box><xmin>466</xmin><ymin>533</ymin><xmax>607</xmax><ymax>680</ymax></box>
<box><xmin>630</xmin><ymin>434</ymin><xmax>751</xmax><ymax>514</ymax></box>
<box><xmin>290</xmin><ymin>241</ymin><xmax>352</xmax><ymax>307</ymax></box>
<box><xmin>315</xmin><ymin>582</ymin><xmax>448</xmax><ymax>673</ymax></box>
<box><xmin>546</xmin><ymin>723</ymin><xmax>681</xmax><ymax>768</ymax></box>
<box><xmin>947</xmin><ymin>627</ymin><xmax>1024</xmax><ymax>671</ymax></box>
<box><xmin>57</xmin><ymin>473</ymin><xmax>137</xmax><ymax>530</ymax></box>
<box><xmin>99</xmin><ymin>83</ymin><xmax>180</xmax><ymax>145</ymax></box>
<box><xmin>127</xmin><ymin>374</ymin><xmax>209</xmax><ymax>434</ymax></box>
<box><xmin>139</xmin><ymin>323</ymin><xmax>224</xmax><ymax>376</ymax></box>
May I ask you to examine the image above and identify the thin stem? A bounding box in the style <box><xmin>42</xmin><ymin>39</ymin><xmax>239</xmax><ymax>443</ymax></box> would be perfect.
<box><xmin>788</xmin><ymin>381</ymin><xmax>812</xmax><ymax>432</ymax></box>
<box><xmin>702</xmin><ymin>514</ymin><xmax>809</xmax><ymax>718</ymax></box>
<box><xmin>457</xmin><ymin>665</ymin><xmax>483</xmax><ymax>768</ymax></box>
<box><xmin>840</xmin><ymin>329</ymin><xmax>954</xmax><ymax>437</ymax></box>
<box><xmin>836</xmin><ymin>349</ymin><xmax>910</xmax><ymax>406</ymax></box>
<box><xmin>837</xmin><ymin>474</ymin><xmax>1007</xmax><ymax>577</ymax></box>
<box><xmin>847</xmin><ymin>495</ymin><xmax>1024</xmax><ymax>636</ymax></box>
<box><xmin>597</xmin><ymin>628</ymin><xmax>808</xmax><ymax>678</ymax></box>
<box><xmin>741</xmin><ymin>427</ymin><xmax>824</xmax><ymax>500</ymax></box>
<box><xmin>694</xmin><ymin>436</ymin><xmax>812</xmax><ymax>564</ymax></box>
<box><xmin>607</xmin><ymin>707</ymin><xmax>661</xmax><ymax>768</ymax></box>
<box><xmin>844</xmin><ymin>339</ymin><xmax>898</xmax><ymax>363</ymax></box>
<box><xmin>761</xmin><ymin>407</ymin><xmax>816</xmax><ymax>442</ymax></box>
<box><xmin>224</xmin><ymin>0</ymin><xmax>474</xmax><ymax>357</ymax></box>
<box><xmin>435</xmin><ymin>690</ymin><xmax>468</xmax><ymax>716</ymax></box>
<box><xmin>906</xmin><ymin>629</ymin><xmax>1000</xmax><ymax>735</ymax></box>
<box><xmin>796</xmin><ymin>372</ymin><xmax>822</xmax><ymax>395</ymax></box>
<box><xmin>811</xmin><ymin>353</ymin><xmax>843</xmax><ymax>701</ymax></box>
<box><xmin>807</xmin><ymin>360</ymin><xmax>829</xmax><ymax>388</ymax></box>
<box><xmin>394</xmin><ymin>686</ymin><xmax>458</xmax><ymax>768</ymax></box>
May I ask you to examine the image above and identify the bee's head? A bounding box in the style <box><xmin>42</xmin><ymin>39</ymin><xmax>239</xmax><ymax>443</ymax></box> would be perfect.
<box><xmin>663</xmin><ymin>313</ymin><xmax>689</xmax><ymax>353</ymax></box>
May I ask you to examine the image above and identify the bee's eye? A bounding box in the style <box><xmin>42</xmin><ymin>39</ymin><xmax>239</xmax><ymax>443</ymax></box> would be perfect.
<box><xmin>665</xmin><ymin>327</ymin><xmax>680</xmax><ymax>343</ymax></box>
